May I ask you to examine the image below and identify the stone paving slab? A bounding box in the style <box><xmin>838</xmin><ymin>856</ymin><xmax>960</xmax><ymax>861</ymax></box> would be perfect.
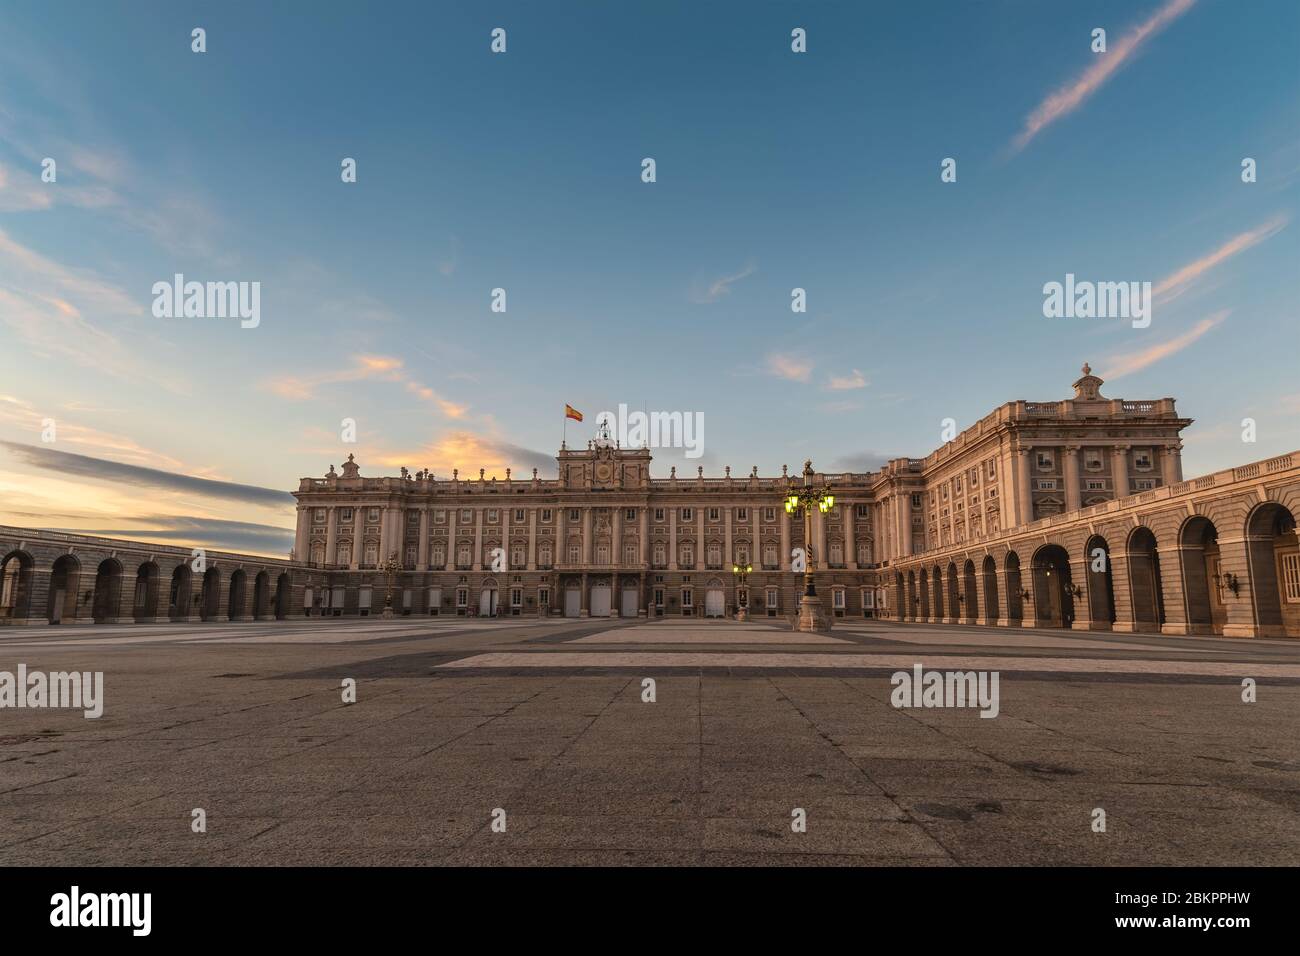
<box><xmin>0</xmin><ymin>617</ymin><xmax>1297</xmax><ymax>865</ymax></box>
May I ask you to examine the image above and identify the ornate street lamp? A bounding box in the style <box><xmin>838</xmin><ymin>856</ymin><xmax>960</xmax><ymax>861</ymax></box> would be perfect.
<box><xmin>381</xmin><ymin>552</ymin><xmax>399</xmax><ymax>619</ymax></box>
<box><xmin>731</xmin><ymin>561</ymin><xmax>753</xmax><ymax>621</ymax></box>
<box><xmin>784</xmin><ymin>459</ymin><xmax>835</xmax><ymax>632</ymax></box>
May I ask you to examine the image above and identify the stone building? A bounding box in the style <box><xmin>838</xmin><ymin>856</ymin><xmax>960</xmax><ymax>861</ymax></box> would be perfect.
<box><xmin>2</xmin><ymin>366</ymin><xmax>1296</xmax><ymax>638</ymax></box>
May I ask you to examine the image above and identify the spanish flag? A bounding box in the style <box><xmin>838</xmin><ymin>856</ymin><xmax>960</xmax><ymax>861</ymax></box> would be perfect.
<box><xmin>565</xmin><ymin>404</ymin><xmax>583</xmax><ymax>422</ymax></box>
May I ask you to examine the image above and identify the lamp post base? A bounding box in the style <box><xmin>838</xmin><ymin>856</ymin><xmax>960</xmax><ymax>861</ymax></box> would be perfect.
<box><xmin>381</xmin><ymin>607</ymin><xmax>394</xmax><ymax>620</ymax></box>
<box><xmin>794</xmin><ymin>595</ymin><xmax>832</xmax><ymax>632</ymax></box>
<box><xmin>735</xmin><ymin>607</ymin><xmax>748</xmax><ymax>622</ymax></box>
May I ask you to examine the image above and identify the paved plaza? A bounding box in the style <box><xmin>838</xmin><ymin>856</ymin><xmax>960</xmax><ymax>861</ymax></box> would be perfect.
<box><xmin>1</xmin><ymin>615</ymin><xmax>1298</xmax><ymax>866</ymax></box>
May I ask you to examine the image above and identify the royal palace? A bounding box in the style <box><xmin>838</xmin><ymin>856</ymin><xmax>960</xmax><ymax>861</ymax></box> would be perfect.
<box><xmin>2</xmin><ymin>366</ymin><xmax>1298</xmax><ymax>638</ymax></box>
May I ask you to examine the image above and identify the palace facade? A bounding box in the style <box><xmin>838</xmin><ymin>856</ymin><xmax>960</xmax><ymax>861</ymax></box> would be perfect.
<box><xmin>288</xmin><ymin>366</ymin><xmax>1200</xmax><ymax>622</ymax></box>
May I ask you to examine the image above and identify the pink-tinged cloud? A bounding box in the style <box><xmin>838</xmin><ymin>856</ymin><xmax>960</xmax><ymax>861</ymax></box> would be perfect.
<box><xmin>826</xmin><ymin>369</ymin><xmax>868</xmax><ymax>391</ymax></box>
<box><xmin>1154</xmin><ymin>216</ymin><xmax>1288</xmax><ymax>302</ymax></box>
<box><xmin>1100</xmin><ymin>309</ymin><xmax>1228</xmax><ymax>380</ymax></box>
<box><xmin>1011</xmin><ymin>0</ymin><xmax>1197</xmax><ymax>153</ymax></box>
<box><xmin>765</xmin><ymin>353</ymin><xmax>813</xmax><ymax>382</ymax></box>
<box><xmin>261</xmin><ymin>354</ymin><xmax>468</xmax><ymax>418</ymax></box>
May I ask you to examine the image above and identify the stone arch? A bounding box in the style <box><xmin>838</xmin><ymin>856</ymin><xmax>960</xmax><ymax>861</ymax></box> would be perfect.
<box><xmin>1244</xmin><ymin>502</ymin><xmax>1298</xmax><ymax>638</ymax></box>
<box><xmin>133</xmin><ymin>561</ymin><xmax>161</xmax><ymax>622</ymax></box>
<box><xmin>980</xmin><ymin>554</ymin><xmax>998</xmax><ymax>625</ymax></box>
<box><xmin>1004</xmin><ymin>551</ymin><xmax>1023</xmax><ymax>624</ymax></box>
<box><xmin>906</xmin><ymin>569</ymin><xmax>917</xmax><ymax>620</ymax></box>
<box><xmin>92</xmin><ymin>557</ymin><xmax>124</xmax><ymax>624</ymax></box>
<box><xmin>0</xmin><ymin>549</ymin><xmax>36</xmax><ymax>622</ymax></box>
<box><xmin>169</xmin><ymin>564</ymin><xmax>193</xmax><ymax>621</ymax></box>
<box><xmin>201</xmin><ymin>566</ymin><xmax>222</xmax><ymax>621</ymax></box>
<box><xmin>1084</xmin><ymin>535</ymin><xmax>1116</xmax><ymax>629</ymax></box>
<box><xmin>274</xmin><ymin>572</ymin><xmax>291</xmax><ymax>619</ymax></box>
<box><xmin>48</xmin><ymin>554</ymin><xmax>82</xmax><ymax>624</ymax></box>
<box><xmin>1178</xmin><ymin>515</ymin><xmax>1223</xmax><ymax>635</ymax></box>
<box><xmin>1031</xmin><ymin>543</ymin><xmax>1074</xmax><ymax>628</ymax></box>
<box><xmin>253</xmin><ymin>570</ymin><xmax>272</xmax><ymax>620</ymax></box>
<box><xmin>962</xmin><ymin>559</ymin><xmax>978</xmax><ymax>623</ymax></box>
<box><xmin>1126</xmin><ymin>526</ymin><xmax>1164</xmax><ymax>632</ymax></box>
<box><xmin>227</xmin><ymin>569</ymin><xmax>248</xmax><ymax>621</ymax></box>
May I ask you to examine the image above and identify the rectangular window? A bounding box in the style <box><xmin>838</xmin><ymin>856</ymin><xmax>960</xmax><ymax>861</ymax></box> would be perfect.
<box><xmin>1086</xmin><ymin>480</ymin><xmax>1105</xmax><ymax>491</ymax></box>
<box><xmin>461</xmin><ymin>509</ymin><xmax>472</xmax><ymax>523</ymax></box>
<box><xmin>737</xmin><ymin>508</ymin><xmax>748</xmax><ymax>521</ymax></box>
<box><xmin>654</xmin><ymin>508</ymin><xmax>665</xmax><ymax>522</ymax></box>
<box><xmin>340</xmin><ymin>508</ymin><xmax>353</xmax><ymax>522</ymax></box>
<box><xmin>986</xmin><ymin>459</ymin><xmax>996</xmax><ymax>479</ymax></box>
<box><xmin>569</xmin><ymin>508</ymin><xmax>580</xmax><ymax>522</ymax></box>
<box><xmin>1134</xmin><ymin>450</ymin><xmax>1153</xmax><ymax>471</ymax></box>
<box><xmin>538</xmin><ymin>587</ymin><xmax>550</xmax><ymax>607</ymax></box>
<box><xmin>514</xmin><ymin>509</ymin><xmax>525</xmax><ymax>522</ymax></box>
<box><xmin>368</xmin><ymin>508</ymin><xmax>380</xmax><ymax>523</ymax></box>
<box><xmin>764</xmin><ymin>507</ymin><xmax>775</xmax><ymax>522</ymax></box>
<box><xmin>541</xmin><ymin>509</ymin><xmax>552</xmax><ymax>522</ymax></box>
<box><xmin>681</xmin><ymin>589</ymin><xmax>693</xmax><ymax>608</ymax></box>
<box><xmin>487</xmin><ymin>509</ymin><xmax>498</xmax><ymax>523</ymax></box>
<box><xmin>625</xmin><ymin>507</ymin><xmax>636</xmax><ymax>521</ymax></box>
<box><xmin>1133</xmin><ymin>479</ymin><xmax>1156</xmax><ymax>491</ymax></box>
<box><xmin>707</xmin><ymin>507</ymin><xmax>719</xmax><ymax>522</ymax></box>
<box><xmin>832</xmin><ymin>590</ymin><xmax>845</xmax><ymax>609</ymax></box>
<box><xmin>434</xmin><ymin>510</ymin><xmax>446</xmax><ymax>524</ymax></box>
<box><xmin>1037</xmin><ymin>452</ymin><xmax>1054</xmax><ymax>470</ymax></box>
<box><xmin>1282</xmin><ymin>553</ymin><xmax>1300</xmax><ymax>603</ymax></box>
<box><xmin>681</xmin><ymin>508</ymin><xmax>693</xmax><ymax>521</ymax></box>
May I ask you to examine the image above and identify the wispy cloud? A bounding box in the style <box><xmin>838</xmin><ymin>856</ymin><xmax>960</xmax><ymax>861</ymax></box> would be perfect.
<box><xmin>263</xmin><ymin>354</ymin><xmax>468</xmax><ymax>419</ymax></box>
<box><xmin>1100</xmin><ymin>309</ymin><xmax>1228</xmax><ymax>380</ymax></box>
<box><xmin>1011</xmin><ymin>0</ymin><xmax>1197</xmax><ymax>153</ymax></box>
<box><xmin>1154</xmin><ymin>215</ymin><xmax>1288</xmax><ymax>302</ymax></box>
<box><xmin>826</xmin><ymin>369</ymin><xmax>868</xmax><ymax>391</ymax></box>
<box><xmin>0</xmin><ymin>441</ymin><xmax>293</xmax><ymax>507</ymax></box>
<box><xmin>765</xmin><ymin>353</ymin><xmax>813</xmax><ymax>382</ymax></box>
<box><xmin>61</xmin><ymin>515</ymin><xmax>294</xmax><ymax>557</ymax></box>
<box><xmin>690</xmin><ymin>261</ymin><xmax>757</xmax><ymax>304</ymax></box>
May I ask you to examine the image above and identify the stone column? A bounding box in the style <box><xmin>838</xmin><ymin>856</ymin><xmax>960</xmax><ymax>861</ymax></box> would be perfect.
<box><xmin>417</xmin><ymin>508</ymin><xmax>430</xmax><ymax>570</ymax></box>
<box><xmin>1162</xmin><ymin>443</ymin><xmax>1184</xmax><ymax>485</ymax></box>
<box><xmin>724</xmin><ymin>506</ymin><xmax>733</xmax><ymax>569</ymax></box>
<box><xmin>844</xmin><ymin>501</ymin><xmax>856</xmax><ymax>570</ymax></box>
<box><xmin>1063</xmin><ymin>446</ymin><xmax>1081</xmax><ymax>512</ymax></box>
<box><xmin>669</xmin><ymin>506</ymin><xmax>678</xmax><ymax>570</ymax></box>
<box><xmin>527</xmin><ymin>508</ymin><xmax>537</xmax><ymax>570</ymax></box>
<box><xmin>1112</xmin><ymin>445</ymin><xmax>1130</xmax><ymax>499</ymax></box>
<box><xmin>1157</xmin><ymin>544</ymin><xmax>1192</xmax><ymax>635</ymax></box>
<box><xmin>611</xmin><ymin>505</ymin><xmax>622</xmax><ymax>568</ymax></box>
<box><xmin>473</xmin><ymin>508</ymin><xmax>484</xmax><ymax>571</ymax></box>
<box><xmin>639</xmin><ymin>507</ymin><xmax>648</xmax><ymax>566</ymax></box>
<box><xmin>1015</xmin><ymin>448</ymin><xmax>1034</xmax><ymax>527</ymax></box>
<box><xmin>1218</xmin><ymin>532</ymin><xmax>1260</xmax><ymax>638</ymax></box>
<box><xmin>379</xmin><ymin>506</ymin><xmax>393</xmax><ymax>565</ymax></box>
<box><xmin>1108</xmin><ymin>551</ymin><xmax>1137</xmax><ymax>632</ymax></box>
<box><xmin>294</xmin><ymin>507</ymin><xmax>309</xmax><ymax>564</ymax></box>
<box><xmin>582</xmin><ymin>508</ymin><xmax>593</xmax><ymax>565</ymax></box>
<box><xmin>325</xmin><ymin>507</ymin><xmax>339</xmax><ymax>568</ymax></box>
<box><xmin>898</xmin><ymin>493</ymin><xmax>913</xmax><ymax>558</ymax></box>
<box><xmin>696</xmin><ymin>508</ymin><xmax>705</xmax><ymax>567</ymax></box>
<box><xmin>993</xmin><ymin>568</ymin><xmax>1012</xmax><ymax>627</ymax></box>
<box><xmin>1068</xmin><ymin>556</ymin><xmax>1093</xmax><ymax>630</ymax></box>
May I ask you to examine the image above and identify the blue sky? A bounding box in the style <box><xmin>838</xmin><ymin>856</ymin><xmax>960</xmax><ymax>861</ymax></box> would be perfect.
<box><xmin>0</xmin><ymin>0</ymin><xmax>1297</xmax><ymax>555</ymax></box>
